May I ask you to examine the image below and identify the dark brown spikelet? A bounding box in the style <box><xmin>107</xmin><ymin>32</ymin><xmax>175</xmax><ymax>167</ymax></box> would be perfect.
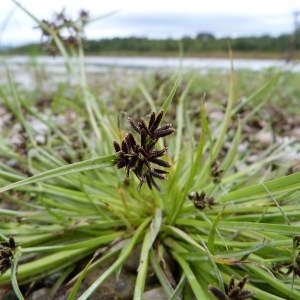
<box><xmin>138</xmin><ymin>119</ymin><xmax>149</xmax><ymax>133</ymax></box>
<box><xmin>236</xmin><ymin>276</ymin><xmax>247</xmax><ymax>290</ymax></box>
<box><xmin>0</xmin><ymin>236</ymin><xmax>16</xmax><ymax>275</ymax></box>
<box><xmin>128</xmin><ymin>117</ymin><xmax>140</xmax><ymax>134</ymax></box>
<box><xmin>149</xmin><ymin>157</ymin><xmax>171</xmax><ymax>168</ymax></box>
<box><xmin>239</xmin><ymin>290</ymin><xmax>255</xmax><ymax>299</ymax></box>
<box><xmin>153</xmin><ymin>168</ymin><xmax>169</xmax><ymax>174</ymax></box>
<box><xmin>0</xmin><ymin>249</ymin><xmax>12</xmax><ymax>260</ymax></box>
<box><xmin>8</xmin><ymin>237</ymin><xmax>17</xmax><ymax>251</ymax></box>
<box><xmin>148</xmin><ymin>174</ymin><xmax>161</xmax><ymax>191</ymax></box>
<box><xmin>140</xmin><ymin>129</ymin><xmax>148</xmax><ymax>149</ymax></box>
<box><xmin>209</xmin><ymin>275</ymin><xmax>253</xmax><ymax>300</ymax></box>
<box><xmin>148</xmin><ymin>148</ymin><xmax>167</xmax><ymax>159</ymax></box>
<box><xmin>148</xmin><ymin>111</ymin><xmax>174</xmax><ymax>139</ymax></box>
<box><xmin>0</xmin><ymin>257</ymin><xmax>11</xmax><ymax>275</ymax></box>
<box><xmin>141</xmin><ymin>170</ymin><xmax>162</xmax><ymax>192</ymax></box>
<box><xmin>153</xmin><ymin>124</ymin><xmax>175</xmax><ymax>138</ymax></box>
<box><xmin>121</xmin><ymin>139</ymin><xmax>129</xmax><ymax>153</ymax></box>
<box><xmin>149</xmin><ymin>111</ymin><xmax>164</xmax><ymax>132</ymax></box>
<box><xmin>115</xmin><ymin>159</ymin><xmax>127</xmax><ymax>169</ymax></box>
<box><xmin>211</xmin><ymin>160</ymin><xmax>224</xmax><ymax>184</ymax></box>
<box><xmin>208</xmin><ymin>285</ymin><xmax>227</xmax><ymax>300</ymax></box>
<box><xmin>148</xmin><ymin>111</ymin><xmax>156</xmax><ymax>129</ymax></box>
<box><xmin>113</xmin><ymin>141</ymin><xmax>121</xmax><ymax>152</ymax></box>
<box><xmin>150</xmin><ymin>169</ymin><xmax>167</xmax><ymax>180</ymax></box>
<box><xmin>125</xmin><ymin>132</ymin><xmax>137</xmax><ymax>152</ymax></box>
<box><xmin>0</xmin><ymin>236</ymin><xmax>17</xmax><ymax>251</ymax></box>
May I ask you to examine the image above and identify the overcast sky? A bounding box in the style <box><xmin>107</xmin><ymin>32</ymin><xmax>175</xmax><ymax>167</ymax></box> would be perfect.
<box><xmin>1</xmin><ymin>0</ymin><xmax>299</xmax><ymax>46</ymax></box>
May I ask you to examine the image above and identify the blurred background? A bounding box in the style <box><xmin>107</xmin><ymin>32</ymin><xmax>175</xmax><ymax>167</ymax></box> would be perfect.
<box><xmin>0</xmin><ymin>0</ymin><xmax>299</xmax><ymax>59</ymax></box>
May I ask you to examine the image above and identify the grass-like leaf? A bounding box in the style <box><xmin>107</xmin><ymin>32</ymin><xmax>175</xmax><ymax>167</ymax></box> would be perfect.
<box><xmin>11</xmin><ymin>249</ymin><xmax>24</xmax><ymax>300</ymax></box>
<box><xmin>67</xmin><ymin>257</ymin><xmax>95</xmax><ymax>300</ymax></box>
<box><xmin>0</xmin><ymin>155</ymin><xmax>115</xmax><ymax>193</ymax></box>
<box><xmin>219</xmin><ymin>172</ymin><xmax>300</xmax><ymax>202</ymax></box>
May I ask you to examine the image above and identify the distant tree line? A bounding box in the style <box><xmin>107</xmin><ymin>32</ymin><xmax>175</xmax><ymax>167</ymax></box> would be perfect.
<box><xmin>5</xmin><ymin>33</ymin><xmax>300</xmax><ymax>57</ymax></box>
<box><xmin>86</xmin><ymin>34</ymin><xmax>298</xmax><ymax>53</ymax></box>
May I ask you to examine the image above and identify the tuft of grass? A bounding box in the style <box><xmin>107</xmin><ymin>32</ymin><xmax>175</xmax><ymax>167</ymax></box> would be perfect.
<box><xmin>1</xmin><ymin>2</ymin><xmax>300</xmax><ymax>300</ymax></box>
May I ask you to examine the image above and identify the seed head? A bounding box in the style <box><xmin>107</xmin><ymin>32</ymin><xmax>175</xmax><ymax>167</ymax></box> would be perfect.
<box><xmin>113</xmin><ymin>111</ymin><xmax>174</xmax><ymax>191</ymax></box>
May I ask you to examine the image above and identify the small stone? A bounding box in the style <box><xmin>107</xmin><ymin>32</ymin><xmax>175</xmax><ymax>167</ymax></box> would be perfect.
<box><xmin>143</xmin><ymin>287</ymin><xmax>168</xmax><ymax>300</ymax></box>
<box><xmin>123</xmin><ymin>245</ymin><xmax>141</xmax><ymax>272</ymax></box>
<box><xmin>254</xmin><ymin>131</ymin><xmax>273</xmax><ymax>145</ymax></box>
<box><xmin>35</xmin><ymin>134</ymin><xmax>46</xmax><ymax>144</ymax></box>
<box><xmin>114</xmin><ymin>273</ymin><xmax>136</xmax><ymax>299</ymax></box>
<box><xmin>29</xmin><ymin>288</ymin><xmax>50</xmax><ymax>300</ymax></box>
<box><xmin>76</xmin><ymin>264</ymin><xmax>136</xmax><ymax>300</ymax></box>
<box><xmin>209</xmin><ymin>111</ymin><xmax>225</xmax><ymax>121</ymax></box>
<box><xmin>291</xmin><ymin>127</ymin><xmax>300</xmax><ymax>139</ymax></box>
<box><xmin>0</xmin><ymin>287</ymin><xmax>16</xmax><ymax>300</ymax></box>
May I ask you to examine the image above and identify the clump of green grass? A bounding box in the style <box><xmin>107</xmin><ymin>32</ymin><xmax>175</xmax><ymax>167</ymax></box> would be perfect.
<box><xmin>1</xmin><ymin>2</ymin><xmax>300</xmax><ymax>299</ymax></box>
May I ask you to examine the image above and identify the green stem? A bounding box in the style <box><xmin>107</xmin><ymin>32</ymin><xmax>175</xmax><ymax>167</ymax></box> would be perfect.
<box><xmin>11</xmin><ymin>248</ymin><xmax>25</xmax><ymax>300</ymax></box>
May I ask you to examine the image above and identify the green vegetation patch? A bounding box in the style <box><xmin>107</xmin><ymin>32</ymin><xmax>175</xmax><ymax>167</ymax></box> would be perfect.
<box><xmin>1</xmin><ymin>2</ymin><xmax>300</xmax><ymax>299</ymax></box>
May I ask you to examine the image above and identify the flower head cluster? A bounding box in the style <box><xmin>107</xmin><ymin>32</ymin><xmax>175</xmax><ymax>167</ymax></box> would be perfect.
<box><xmin>38</xmin><ymin>9</ymin><xmax>89</xmax><ymax>56</ymax></box>
<box><xmin>188</xmin><ymin>191</ymin><xmax>217</xmax><ymax>210</ymax></box>
<box><xmin>0</xmin><ymin>237</ymin><xmax>16</xmax><ymax>275</ymax></box>
<box><xmin>274</xmin><ymin>251</ymin><xmax>300</xmax><ymax>278</ymax></box>
<box><xmin>113</xmin><ymin>111</ymin><xmax>175</xmax><ymax>191</ymax></box>
<box><xmin>211</xmin><ymin>160</ymin><xmax>224</xmax><ymax>184</ymax></box>
<box><xmin>209</xmin><ymin>275</ymin><xmax>254</xmax><ymax>300</ymax></box>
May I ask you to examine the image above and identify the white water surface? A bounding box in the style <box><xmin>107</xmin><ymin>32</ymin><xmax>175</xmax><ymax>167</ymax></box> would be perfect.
<box><xmin>2</xmin><ymin>55</ymin><xmax>299</xmax><ymax>72</ymax></box>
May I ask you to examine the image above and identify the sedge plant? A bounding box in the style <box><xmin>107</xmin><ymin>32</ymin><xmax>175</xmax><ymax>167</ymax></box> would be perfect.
<box><xmin>1</xmin><ymin>2</ymin><xmax>300</xmax><ymax>299</ymax></box>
